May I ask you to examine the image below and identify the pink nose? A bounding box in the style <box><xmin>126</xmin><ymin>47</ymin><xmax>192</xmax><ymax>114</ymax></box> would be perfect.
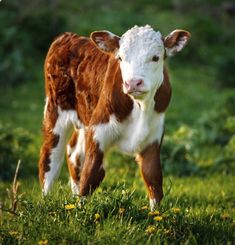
<box><xmin>124</xmin><ymin>79</ymin><xmax>143</xmax><ymax>92</ymax></box>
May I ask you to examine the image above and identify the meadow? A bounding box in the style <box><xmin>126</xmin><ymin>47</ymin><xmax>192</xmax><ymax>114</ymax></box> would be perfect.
<box><xmin>0</xmin><ymin>0</ymin><xmax>235</xmax><ymax>244</ymax></box>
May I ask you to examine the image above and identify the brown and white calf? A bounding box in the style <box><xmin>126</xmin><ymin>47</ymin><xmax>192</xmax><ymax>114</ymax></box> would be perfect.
<box><xmin>39</xmin><ymin>25</ymin><xmax>190</xmax><ymax>210</ymax></box>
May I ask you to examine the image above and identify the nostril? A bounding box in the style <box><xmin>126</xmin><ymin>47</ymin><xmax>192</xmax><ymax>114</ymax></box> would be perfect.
<box><xmin>136</xmin><ymin>79</ymin><xmax>143</xmax><ymax>87</ymax></box>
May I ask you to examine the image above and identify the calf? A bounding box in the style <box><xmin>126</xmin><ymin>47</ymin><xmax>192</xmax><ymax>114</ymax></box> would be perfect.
<box><xmin>39</xmin><ymin>25</ymin><xmax>190</xmax><ymax>210</ymax></box>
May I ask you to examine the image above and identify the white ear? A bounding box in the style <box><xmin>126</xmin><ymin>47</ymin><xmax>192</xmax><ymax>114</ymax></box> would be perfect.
<box><xmin>90</xmin><ymin>31</ymin><xmax>120</xmax><ymax>53</ymax></box>
<box><xmin>164</xmin><ymin>30</ymin><xmax>191</xmax><ymax>56</ymax></box>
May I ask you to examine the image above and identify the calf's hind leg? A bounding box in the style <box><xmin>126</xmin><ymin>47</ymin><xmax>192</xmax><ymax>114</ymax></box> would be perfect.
<box><xmin>39</xmin><ymin>100</ymin><xmax>72</xmax><ymax>196</ymax></box>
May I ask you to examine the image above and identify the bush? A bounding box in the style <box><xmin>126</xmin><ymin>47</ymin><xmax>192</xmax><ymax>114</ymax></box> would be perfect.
<box><xmin>163</xmin><ymin>92</ymin><xmax>235</xmax><ymax>176</ymax></box>
<box><xmin>224</xmin><ymin>135</ymin><xmax>235</xmax><ymax>159</ymax></box>
<box><xmin>215</xmin><ymin>54</ymin><xmax>235</xmax><ymax>88</ymax></box>
<box><xmin>0</xmin><ymin>123</ymin><xmax>36</xmax><ymax>181</ymax></box>
<box><xmin>0</xmin><ymin>1</ymin><xmax>66</xmax><ymax>86</ymax></box>
<box><xmin>162</xmin><ymin>125</ymin><xmax>200</xmax><ymax>176</ymax></box>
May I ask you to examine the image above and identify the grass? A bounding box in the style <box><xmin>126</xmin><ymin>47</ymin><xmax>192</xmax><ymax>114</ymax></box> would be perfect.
<box><xmin>1</xmin><ymin>175</ymin><xmax>234</xmax><ymax>244</ymax></box>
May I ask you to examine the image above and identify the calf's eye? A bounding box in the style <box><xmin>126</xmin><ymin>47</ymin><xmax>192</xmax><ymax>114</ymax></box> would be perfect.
<box><xmin>152</xmin><ymin>55</ymin><xmax>159</xmax><ymax>62</ymax></box>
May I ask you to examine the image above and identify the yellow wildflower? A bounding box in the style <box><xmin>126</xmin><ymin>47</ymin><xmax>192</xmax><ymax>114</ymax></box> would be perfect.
<box><xmin>171</xmin><ymin>208</ymin><xmax>181</xmax><ymax>213</ymax></box>
<box><xmin>221</xmin><ymin>213</ymin><xmax>230</xmax><ymax>220</ymax></box>
<box><xmin>65</xmin><ymin>204</ymin><xmax>75</xmax><ymax>210</ymax></box>
<box><xmin>154</xmin><ymin>216</ymin><xmax>163</xmax><ymax>221</ymax></box>
<box><xmin>94</xmin><ymin>213</ymin><xmax>101</xmax><ymax>221</ymax></box>
<box><xmin>119</xmin><ymin>208</ymin><xmax>125</xmax><ymax>215</ymax></box>
<box><xmin>139</xmin><ymin>206</ymin><xmax>148</xmax><ymax>211</ymax></box>
<box><xmin>38</xmin><ymin>240</ymin><xmax>48</xmax><ymax>245</ymax></box>
<box><xmin>9</xmin><ymin>231</ymin><xmax>18</xmax><ymax>236</ymax></box>
<box><xmin>148</xmin><ymin>211</ymin><xmax>160</xmax><ymax>216</ymax></box>
<box><xmin>145</xmin><ymin>225</ymin><xmax>156</xmax><ymax>234</ymax></box>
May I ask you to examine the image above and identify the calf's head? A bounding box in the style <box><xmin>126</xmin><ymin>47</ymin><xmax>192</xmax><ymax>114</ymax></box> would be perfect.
<box><xmin>91</xmin><ymin>25</ymin><xmax>190</xmax><ymax>98</ymax></box>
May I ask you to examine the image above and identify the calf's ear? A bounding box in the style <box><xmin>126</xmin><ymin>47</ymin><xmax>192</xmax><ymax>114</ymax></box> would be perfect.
<box><xmin>164</xmin><ymin>30</ymin><xmax>191</xmax><ymax>57</ymax></box>
<box><xmin>90</xmin><ymin>31</ymin><xmax>120</xmax><ymax>53</ymax></box>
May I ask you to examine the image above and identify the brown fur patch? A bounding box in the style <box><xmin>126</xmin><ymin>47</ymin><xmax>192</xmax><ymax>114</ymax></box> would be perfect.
<box><xmin>90</xmin><ymin>58</ymin><xmax>133</xmax><ymax>125</ymax></box>
<box><xmin>154</xmin><ymin>66</ymin><xmax>172</xmax><ymax>113</ymax></box>
<box><xmin>136</xmin><ymin>142</ymin><xmax>163</xmax><ymax>203</ymax></box>
<box><xmin>79</xmin><ymin>130</ymin><xmax>105</xmax><ymax>195</ymax></box>
<box><xmin>67</xmin><ymin>131</ymin><xmax>78</xmax><ymax>151</ymax></box>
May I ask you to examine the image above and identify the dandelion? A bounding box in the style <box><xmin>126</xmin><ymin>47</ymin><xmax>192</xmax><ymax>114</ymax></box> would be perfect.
<box><xmin>145</xmin><ymin>225</ymin><xmax>156</xmax><ymax>234</ymax></box>
<box><xmin>94</xmin><ymin>213</ymin><xmax>101</xmax><ymax>221</ymax></box>
<box><xmin>64</xmin><ymin>204</ymin><xmax>75</xmax><ymax>210</ymax></box>
<box><xmin>119</xmin><ymin>208</ymin><xmax>125</xmax><ymax>215</ymax></box>
<box><xmin>154</xmin><ymin>216</ymin><xmax>163</xmax><ymax>221</ymax></box>
<box><xmin>171</xmin><ymin>207</ymin><xmax>181</xmax><ymax>213</ymax></box>
<box><xmin>139</xmin><ymin>205</ymin><xmax>148</xmax><ymax>211</ymax></box>
<box><xmin>148</xmin><ymin>211</ymin><xmax>160</xmax><ymax>216</ymax></box>
<box><xmin>221</xmin><ymin>213</ymin><xmax>230</xmax><ymax>220</ymax></box>
<box><xmin>38</xmin><ymin>240</ymin><xmax>48</xmax><ymax>245</ymax></box>
<box><xmin>9</xmin><ymin>231</ymin><xmax>18</xmax><ymax>236</ymax></box>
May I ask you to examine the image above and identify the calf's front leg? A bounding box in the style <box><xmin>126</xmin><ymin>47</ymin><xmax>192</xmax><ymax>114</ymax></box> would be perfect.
<box><xmin>136</xmin><ymin>142</ymin><xmax>163</xmax><ymax>211</ymax></box>
<box><xmin>79</xmin><ymin>130</ymin><xmax>105</xmax><ymax>196</ymax></box>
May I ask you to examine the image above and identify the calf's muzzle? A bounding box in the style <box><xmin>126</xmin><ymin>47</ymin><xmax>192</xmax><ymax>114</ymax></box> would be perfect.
<box><xmin>124</xmin><ymin>79</ymin><xmax>144</xmax><ymax>93</ymax></box>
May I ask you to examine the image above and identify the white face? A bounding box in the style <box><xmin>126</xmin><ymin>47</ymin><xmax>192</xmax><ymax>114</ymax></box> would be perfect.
<box><xmin>117</xmin><ymin>26</ymin><xmax>165</xmax><ymax>97</ymax></box>
<box><xmin>91</xmin><ymin>25</ymin><xmax>190</xmax><ymax>98</ymax></box>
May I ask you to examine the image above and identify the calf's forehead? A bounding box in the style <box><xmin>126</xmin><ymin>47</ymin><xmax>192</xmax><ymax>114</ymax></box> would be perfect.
<box><xmin>119</xmin><ymin>25</ymin><xmax>164</xmax><ymax>59</ymax></box>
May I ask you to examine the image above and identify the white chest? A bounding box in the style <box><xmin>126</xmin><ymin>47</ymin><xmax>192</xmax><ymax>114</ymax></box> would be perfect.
<box><xmin>116</xmin><ymin>103</ymin><xmax>164</xmax><ymax>154</ymax></box>
<box><xmin>93</xmin><ymin>101</ymin><xmax>165</xmax><ymax>155</ymax></box>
